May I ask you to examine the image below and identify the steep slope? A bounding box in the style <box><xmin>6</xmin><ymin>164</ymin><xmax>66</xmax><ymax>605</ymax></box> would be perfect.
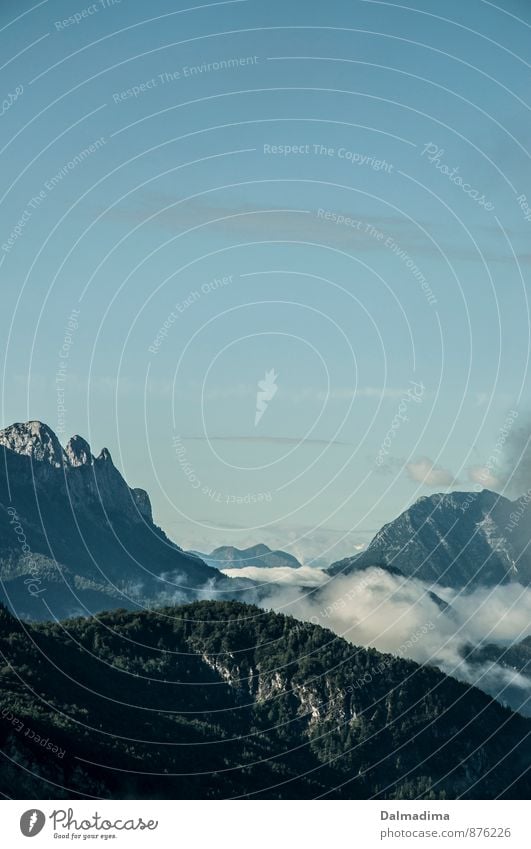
<box><xmin>0</xmin><ymin>601</ymin><xmax>528</xmax><ymax>800</ymax></box>
<box><xmin>328</xmin><ymin>490</ymin><xmax>531</xmax><ymax>588</ymax></box>
<box><xmin>194</xmin><ymin>543</ymin><xmax>302</xmax><ymax>570</ymax></box>
<box><xmin>0</xmin><ymin>421</ymin><xmax>253</xmax><ymax>620</ymax></box>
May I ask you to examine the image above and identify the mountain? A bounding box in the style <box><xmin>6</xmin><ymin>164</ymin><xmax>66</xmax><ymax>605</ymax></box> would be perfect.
<box><xmin>0</xmin><ymin>600</ymin><xmax>529</xmax><ymax>800</ymax></box>
<box><xmin>461</xmin><ymin>637</ymin><xmax>531</xmax><ymax>717</ymax></box>
<box><xmin>464</xmin><ymin>636</ymin><xmax>531</xmax><ymax>674</ymax></box>
<box><xmin>0</xmin><ymin>421</ymin><xmax>254</xmax><ymax>620</ymax></box>
<box><xmin>327</xmin><ymin>490</ymin><xmax>531</xmax><ymax>588</ymax></box>
<box><xmin>193</xmin><ymin>543</ymin><xmax>302</xmax><ymax>570</ymax></box>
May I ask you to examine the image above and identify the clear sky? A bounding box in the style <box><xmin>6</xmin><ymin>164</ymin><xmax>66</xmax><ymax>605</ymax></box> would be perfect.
<box><xmin>1</xmin><ymin>0</ymin><xmax>530</xmax><ymax>562</ymax></box>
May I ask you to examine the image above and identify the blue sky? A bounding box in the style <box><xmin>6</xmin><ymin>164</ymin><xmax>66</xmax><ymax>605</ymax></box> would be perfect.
<box><xmin>1</xmin><ymin>0</ymin><xmax>530</xmax><ymax>561</ymax></box>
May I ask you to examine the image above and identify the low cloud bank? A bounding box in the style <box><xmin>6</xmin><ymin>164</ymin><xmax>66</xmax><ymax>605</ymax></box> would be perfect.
<box><xmin>221</xmin><ymin>565</ymin><xmax>328</xmax><ymax>587</ymax></box>
<box><xmin>253</xmin><ymin>565</ymin><xmax>531</xmax><ymax>715</ymax></box>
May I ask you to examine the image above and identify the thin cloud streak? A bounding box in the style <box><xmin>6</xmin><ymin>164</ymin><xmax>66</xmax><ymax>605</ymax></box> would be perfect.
<box><xmin>181</xmin><ymin>435</ymin><xmax>352</xmax><ymax>446</ymax></box>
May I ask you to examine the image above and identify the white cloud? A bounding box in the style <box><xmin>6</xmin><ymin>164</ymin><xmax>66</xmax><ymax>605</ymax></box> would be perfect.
<box><xmin>406</xmin><ymin>456</ymin><xmax>456</xmax><ymax>487</ymax></box>
<box><xmin>467</xmin><ymin>464</ymin><xmax>503</xmax><ymax>490</ymax></box>
<box><xmin>293</xmin><ymin>386</ymin><xmax>420</xmax><ymax>403</ymax></box>
<box><xmin>222</xmin><ymin>565</ymin><xmax>328</xmax><ymax>587</ymax></box>
<box><xmin>260</xmin><ymin>567</ymin><xmax>531</xmax><ymax>715</ymax></box>
<box><xmin>182</xmin><ymin>435</ymin><xmax>350</xmax><ymax>447</ymax></box>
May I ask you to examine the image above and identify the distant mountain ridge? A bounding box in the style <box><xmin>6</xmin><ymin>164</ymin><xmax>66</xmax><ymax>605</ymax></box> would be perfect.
<box><xmin>327</xmin><ymin>490</ymin><xmax>531</xmax><ymax>588</ymax></box>
<box><xmin>0</xmin><ymin>421</ymin><xmax>254</xmax><ymax>619</ymax></box>
<box><xmin>193</xmin><ymin>543</ymin><xmax>302</xmax><ymax>570</ymax></box>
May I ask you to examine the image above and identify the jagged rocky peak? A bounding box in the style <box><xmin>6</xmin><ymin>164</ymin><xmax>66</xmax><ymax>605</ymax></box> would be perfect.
<box><xmin>0</xmin><ymin>421</ymin><xmax>100</xmax><ymax>470</ymax></box>
<box><xmin>0</xmin><ymin>419</ymin><xmax>155</xmax><ymax>530</ymax></box>
<box><xmin>0</xmin><ymin>420</ymin><xmax>66</xmax><ymax>467</ymax></box>
<box><xmin>96</xmin><ymin>447</ymin><xmax>113</xmax><ymax>463</ymax></box>
<box><xmin>65</xmin><ymin>435</ymin><xmax>93</xmax><ymax>467</ymax></box>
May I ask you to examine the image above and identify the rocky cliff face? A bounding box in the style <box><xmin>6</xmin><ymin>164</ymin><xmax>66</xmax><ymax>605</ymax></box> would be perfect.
<box><xmin>0</xmin><ymin>421</ymin><xmax>252</xmax><ymax>620</ymax></box>
<box><xmin>0</xmin><ymin>421</ymin><xmax>152</xmax><ymax>526</ymax></box>
<box><xmin>328</xmin><ymin>490</ymin><xmax>531</xmax><ymax>588</ymax></box>
<box><xmin>64</xmin><ymin>434</ymin><xmax>92</xmax><ymax>467</ymax></box>
<box><xmin>0</xmin><ymin>420</ymin><xmax>65</xmax><ymax>467</ymax></box>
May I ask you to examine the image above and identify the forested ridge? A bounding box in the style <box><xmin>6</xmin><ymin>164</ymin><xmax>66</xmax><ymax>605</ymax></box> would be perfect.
<box><xmin>0</xmin><ymin>601</ymin><xmax>529</xmax><ymax>799</ymax></box>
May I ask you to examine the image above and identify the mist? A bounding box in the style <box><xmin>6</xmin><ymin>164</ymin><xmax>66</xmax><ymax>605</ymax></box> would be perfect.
<box><xmin>221</xmin><ymin>564</ymin><xmax>328</xmax><ymax>587</ymax></box>
<box><xmin>253</xmin><ymin>565</ymin><xmax>531</xmax><ymax>716</ymax></box>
